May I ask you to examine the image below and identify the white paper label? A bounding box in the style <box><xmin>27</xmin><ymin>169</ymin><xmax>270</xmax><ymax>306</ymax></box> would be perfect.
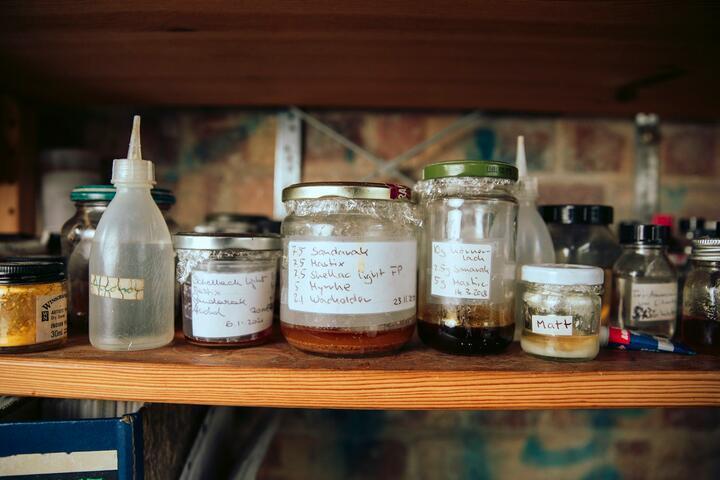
<box><xmin>431</xmin><ymin>242</ymin><xmax>492</xmax><ymax>299</ymax></box>
<box><xmin>90</xmin><ymin>274</ymin><xmax>144</xmax><ymax>300</ymax></box>
<box><xmin>288</xmin><ymin>240</ymin><xmax>417</xmax><ymax>314</ymax></box>
<box><xmin>191</xmin><ymin>269</ymin><xmax>275</xmax><ymax>338</ymax></box>
<box><xmin>35</xmin><ymin>293</ymin><xmax>67</xmax><ymax>343</ymax></box>
<box><xmin>630</xmin><ymin>282</ymin><xmax>677</xmax><ymax>322</ymax></box>
<box><xmin>531</xmin><ymin>315</ymin><xmax>573</xmax><ymax>336</ymax></box>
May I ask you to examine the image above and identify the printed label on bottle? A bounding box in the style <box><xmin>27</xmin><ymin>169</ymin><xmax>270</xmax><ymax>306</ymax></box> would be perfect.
<box><xmin>630</xmin><ymin>282</ymin><xmax>677</xmax><ymax>322</ymax></box>
<box><xmin>36</xmin><ymin>293</ymin><xmax>67</xmax><ymax>343</ymax></box>
<box><xmin>431</xmin><ymin>242</ymin><xmax>492</xmax><ymax>299</ymax></box>
<box><xmin>90</xmin><ymin>275</ymin><xmax>145</xmax><ymax>300</ymax></box>
<box><xmin>531</xmin><ymin>315</ymin><xmax>573</xmax><ymax>336</ymax></box>
<box><xmin>287</xmin><ymin>240</ymin><xmax>417</xmax><ymax>314</ymax></box>
<box><xmin>191</xmin><ymin>269</ymin><xmax>276</xmax><ymax>339</ymax></box>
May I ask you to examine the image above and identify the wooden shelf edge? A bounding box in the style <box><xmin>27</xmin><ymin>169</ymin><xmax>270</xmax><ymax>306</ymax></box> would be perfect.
<box><xmin>1</xmin><ymin>359</ymin><xmax>718</xmax><ymax>410</ymax></box>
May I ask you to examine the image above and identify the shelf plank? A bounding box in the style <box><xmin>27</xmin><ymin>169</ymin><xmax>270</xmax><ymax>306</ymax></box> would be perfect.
<box><xmin>0</xmin><ymin>333</ymin><xmax>718</xmax><ymax>410</ymax></box>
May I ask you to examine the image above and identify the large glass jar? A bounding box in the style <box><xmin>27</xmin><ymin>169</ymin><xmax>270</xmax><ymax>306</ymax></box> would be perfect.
<box><xmin>280</xmin><ymin>182</ymin><xmax>418</xmax><ymax>356</ymax></box>
<box><xmin>60</xmin><ymin>185</ymin><xmax>178</xmax><ymax>334</ymax></box>
<box><xmin>681</xmin><ymin>237</ymin><xmax>720</xmax><ymax>354</ymax></box>
<box><xmin>611</xmin><ymin>224</ymin><xmax>677</xmax><ymax>337</ymax></box>
<box><xmin>415</xmin><ymin>161</ymin><xmax>518</xmax><ymax>355</ymax></box>
<box><xmin>539</xmin><ymin>205</ymin><xmax>621</xmax><ymax>326</ymax></box>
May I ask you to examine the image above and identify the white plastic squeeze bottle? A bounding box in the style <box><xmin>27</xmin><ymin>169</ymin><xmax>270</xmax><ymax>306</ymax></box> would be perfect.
<box><xmin>514</xmin><ymin>135</ymin><xmax>555</xmax><ymax>339</ymax></box>
<box><xmin>89</xmin><ymin>116</ymin><xmax>174</xmax><ymax>350</ymax></box>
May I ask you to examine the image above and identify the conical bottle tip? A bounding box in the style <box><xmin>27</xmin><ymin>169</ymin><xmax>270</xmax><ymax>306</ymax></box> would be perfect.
<box><xmin>127</xmin><ymin>115</ymin><xmax>142</xmax><ymax>161</ymax></box>
<box><xmin>516</xmin><ymin>135</ymin><xmax>527</xmax><ymax>178</ymax></box>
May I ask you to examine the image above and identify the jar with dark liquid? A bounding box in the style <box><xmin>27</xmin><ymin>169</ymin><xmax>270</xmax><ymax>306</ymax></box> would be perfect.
<box><xmin>415</xmin><ymin>161</ymin><xmax>518</xmax><ymax>354</ymax></box>
<box><xmin>681</xmin><ymin>237</ymin><xmax>720</xmax><ymax>354</ymax></box>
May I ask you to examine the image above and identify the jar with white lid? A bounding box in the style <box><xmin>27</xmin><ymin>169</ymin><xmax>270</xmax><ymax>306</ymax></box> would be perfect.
<box><xmin>174</xmin><ymin>233</ymin><xmax>281</xmax><ymax>347</ymax></box>
<box><xmin>415</xmin><ymin>161</ymin><xmax>518</xmax><ymax>355</ymax></box>
<box><xmin>280</xmin><ymin>182</ymin><xmax>419</xmax><ymax>356</ymax></box>
<box><xmin>519</xmin><ymin>264</ymin><xmax>604</xmax><ymax>361</ymax></box>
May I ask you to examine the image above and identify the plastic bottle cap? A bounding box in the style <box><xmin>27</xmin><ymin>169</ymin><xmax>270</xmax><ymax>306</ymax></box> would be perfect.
<box><xmin>111</xmin><ymin>115</ymin><xmax>156</xmax><ymax>185</ymax></box>
<box><xmin>521</xmin><ymin>264</ymin><xmax>604</xmax><ymax>286</ymax></box>
<box><xmin>619</xmin><ymin>224</ymin><xmax>669</xmax><ymax>245</ymax></box>
<box><xmin>539</xmin><ymin>205</ymin><xmax>614</xmax><ymax>225</ymax></box>
<box><xmin>651</xmin><ymin>214</ymin><xmax>674</xmax><ymax>228</ymax></box>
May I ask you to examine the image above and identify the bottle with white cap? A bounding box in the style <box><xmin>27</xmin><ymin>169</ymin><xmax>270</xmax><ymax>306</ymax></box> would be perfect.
<box><xmin>88</xmin><ymin>116</ymin><xmax>174</xmax><ymax>350</ymax></box>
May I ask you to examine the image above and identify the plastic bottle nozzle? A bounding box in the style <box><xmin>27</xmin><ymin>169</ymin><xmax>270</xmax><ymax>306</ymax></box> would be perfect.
<box><xmin>516</xmin><ymin>135</ymin><xmax>527</xmax><ymax>179</ymax></box>
<box><xmin>127</xmin><ymin>115</ymin><xmax>142</xmax><ymax>162</ymax></box>
<box><xmin>111</xmin><ymin>115</ymin><xmax>155</xmax><ymax>185</ymax></box>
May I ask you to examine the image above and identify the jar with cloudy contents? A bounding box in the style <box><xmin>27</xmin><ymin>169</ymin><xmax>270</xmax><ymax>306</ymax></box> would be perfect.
<box><xmin>280</xmin><ymin>182</ymin><xmax>418</xmax><ymax>356</ymax></box>
<box><xmin>519</xmin><ymin>264</ymin><xmax>604</xmax><ymax>361</ymax></box>
<box><xmin>415</xmin><ymin>161</ymin><xmax>518</xmax><ymax>354</ymax></box>
<box><xmin>174</xmin><ymin>233</ymin><xmax>281</xmax><ymax>347</ymax></box>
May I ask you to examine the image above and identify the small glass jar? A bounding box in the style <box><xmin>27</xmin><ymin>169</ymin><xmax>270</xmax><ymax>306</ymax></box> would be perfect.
<box><xmin>519</xmin><ymin>264</ymin><xmax>604</xmax><ymax>361</ymax></box>
<box><xmin>539</xmin><ymin>205</ymin><xmax>621</xmax><ymax>326</ymax></box>
<box><xmin>280</xmin><ymin>182</ymin><xmax>418</xmax><ymax>356</ymax></box>
<box><xmin>174</xmin><ymin>233</ymin><xmax>281</xmax><ymax>347</ymax></box>
<box><xmin>681</xmin><ymin>237</ymin><xmax>720</xmax><ymax>354</ymax></box>
<box><xmin>611</xmin><ymin>224</ymin><xmax>677</xmax><ymax>337</ymax></box>
<box><xmin>0</xmin><ymin>261</ymin><xmax>68</xmax><ymax>353</ymax></box>
<box><xmin>60</xmin><ymin>185</ymin><xmax>178</xmax><ymax>334</ymax></box>
<box><xmin>415</xmin><ymin>161</ymin><xmax>518</xmax><ymax>354</ymax></box>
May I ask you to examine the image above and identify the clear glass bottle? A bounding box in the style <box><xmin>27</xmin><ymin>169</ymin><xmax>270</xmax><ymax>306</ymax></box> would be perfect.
<box><xmin>89</xmin><ymin>116</ymin><xmax>174</xmax><ymax>351</ymax></box>
<box><xmin>415</xmin><ymin>161</ymin><xmax>518</xmax><ymax>354</ymax></box>
<box><xmin>611</xmin><ymin>224</ymin><xmax>677</xmax><ymax>337</ymax></box>
<box><xmin>681</xmin><ymin>237</ymin><xmax>720</xmax><ymax>354</ymax></box>
<box><xmin>540</xmin><ymin>205</ymin><xmax>621</xmax><ymax>326</ymax></box>
<box><xmin>519</xmin><ymin>264</ymin><xmax>604</xmax><ymax>361</ymax></box>
<box><xmin>280</xmin><ymin>182</ymin><xmax>418</xmax><ymax>356</ymax></box>
<box><xmin>61</xmin><ymin>185</ymin><xmax>177</xmax><ymax>334</ymax></box>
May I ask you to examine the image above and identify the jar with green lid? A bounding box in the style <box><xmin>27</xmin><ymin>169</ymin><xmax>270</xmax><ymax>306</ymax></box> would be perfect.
<box><xmin>60</xmin><ymin>184</ymin><xmax>178</xmax><ymax>334</ymax></box>
<box><xmin>415</xmin><ymin>161</ymin><xmax>519</xmax><ymax>354</ymax></box>
<box><xmin>0</xmin><ymin>261</ymin><xmax>67</xmax><ymax>353</ymax></box>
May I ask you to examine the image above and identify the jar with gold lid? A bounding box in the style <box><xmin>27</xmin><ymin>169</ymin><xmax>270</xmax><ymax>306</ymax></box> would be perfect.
<box><xmin>280</xmin><ymin>182</ymin><xmax>419</xmax><ymax>356</ymax></box>
<box><xmin>0</xmin><ymin>260</ymin><xmax>68</xmax><ymax>353</ymax></box>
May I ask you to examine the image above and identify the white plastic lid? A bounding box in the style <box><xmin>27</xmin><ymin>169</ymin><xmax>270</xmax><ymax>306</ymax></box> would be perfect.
<box><xmin>111</xmin><ymin>115</ymin><xmax>155</xmax><ymax>185</ymax></box>
<box><xmin>521</xmin><ymin>263</ymin><xmax>604</xmax><ymax>286</ymax></box>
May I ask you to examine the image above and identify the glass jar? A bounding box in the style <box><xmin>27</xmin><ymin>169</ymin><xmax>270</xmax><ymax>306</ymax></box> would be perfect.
<box><xmin>60</xmin><ymin>185</ymin><xmax>178</xmax><ymax>334</ymax></box>
<box><xmin>415</xmin><ymin>161</ymin><xmax>518</xmax><ymax>354</ymax></box>
<box><xmin>174</xmin><ymin>233</ymin><xmax>281</xmax><ymax>347</ymax></box>
<box><xmin>539</xmin><ymin>205</ymin><xmax>621</xmax><ymax>326</ymax></box>
<box><xmin>0</xmin><ymin>261</ymin><xmax>67</xmax><ymax>353</ymax></box>
<box><xmin>611</xmin><ymin>224</ymin><xmax>677</xmax><ymax>337</ymax></box>
<box><xmin>519</xmin><ymin>264</ymin><xmax>603</xmax><ymax>361</ymax></box>
<box><xmin>280</xmin><ymin>182</ymin><xmax>418</xmax><ymax>356</ymax></box>
<box><xmin>681</xmin><ymin>238</ymin><xmax>720</xmax><ymax>354</ymax></box>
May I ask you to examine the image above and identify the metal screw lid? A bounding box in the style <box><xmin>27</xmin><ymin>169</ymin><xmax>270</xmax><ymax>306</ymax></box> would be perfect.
<box><xmin>282</xmin><ymin>182</ymin><xmax>413</xmax><ymax>202</ymax></box>
<box><xmin>422</xmin><ymin>160</ymin><xmax>518</xmax><ymax>181</ymax></box>
<box><xmin>173</xmin><ymin>233</ymin><xmax>282</xmax><ymax>251</ymax></box>
<box><xmin>691</xmin><ymin>238</ymin><xmax>720</xmax><ymax>261</ymax></box>
<box><xmin>0</xmin><ymin>260</ymin><xmax>66</xmax><ymax>285</ymax></box>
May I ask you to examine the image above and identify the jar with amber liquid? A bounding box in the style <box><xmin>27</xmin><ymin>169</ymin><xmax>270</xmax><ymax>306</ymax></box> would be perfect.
<box><xmin>0</xmin><ymin>261</ymin><xmax>68</xmax><ymax>353</ymax></box>
<box><xmin>280</xmin><ymin>182</ymin><xmax>418</xmax><ymax>356</ymax></box>
<box><xmin>415</xmin><ymin>161</ymin><xmax>518</xmax><ymax>354</ymax></box>
<box><xmin>681</xmin><ymin>237</ymin><xmax>720</xmax><ymax>354</ymax></box>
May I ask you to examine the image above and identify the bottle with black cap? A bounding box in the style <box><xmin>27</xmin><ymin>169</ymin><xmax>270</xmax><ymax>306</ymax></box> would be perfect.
<box><xmin>539</xmin><ymin>205</ymin><xmax>622</xmax><ymax>325</ymax></box>
<box><xmin>611</xmin><ymin>224</ymin><xmax>678</xmax><ymax>338</ymax></box>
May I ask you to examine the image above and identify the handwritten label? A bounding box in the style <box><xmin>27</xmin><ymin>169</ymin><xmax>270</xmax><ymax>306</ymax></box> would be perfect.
<box><xmin>90</xmin><ymin>275</ymin><xmax>144</xmax><ymax>300</ymax></box>
<box><xmin>431</xmin><ymin>242</ymin><xmax>492</xmax><ymax>299</ymax></box>
<box><xmin>531</xmin><ymin>315</ymin><xmax>573</xmax><ymax>336</ymax></box>
<box><xmin>191</xmin><ymin>269</ymin><xmax>275</xmax><ymax>338</ymax></box>
<box><xmin>288</xmin><ymin>240</ymin><xmax>417</xmax><ymax>314</ymax></box>
<box><xmin>630</xmin><ymin>282</ymin><xmax>677</xmax><ymax>322</ymax></box>
<box><xmin>35</xmin><ymin>293</ymin><xmax>67</xmax><ymax>343</ymax></box>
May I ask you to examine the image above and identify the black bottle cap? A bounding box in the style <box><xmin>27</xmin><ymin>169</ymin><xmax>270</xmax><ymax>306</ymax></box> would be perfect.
<box><xmin>619</xmin><ymin>224</ymin><xmax>670</xmax><ymax>245</ymax></box>
<box><xmin>0</xmin><ymin>260</ymin><xmax>66</xmax><ymax>285</ymax></box>
<box><xmin>539</xmin><ymin>205</ymin><xmax>614</xmax><ymax>225</ymax></box>
<box><xmin>678</xmin><ymin>217</ymin><xmax>705</xmax><ymax>234</ymax></box>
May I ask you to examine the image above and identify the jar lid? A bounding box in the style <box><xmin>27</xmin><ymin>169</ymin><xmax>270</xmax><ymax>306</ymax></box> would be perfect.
<box><xmin>679</xmin><ymin>217</ymin><xmax>705</xmax><ymax>234</ymax></box>
<box><xmin>0</xmin><ymin>260</ymin><xmax>66</xmax><ymax>285</ymax></box>
<box><xmin>521</xmin><ymin>264</ymin><xmax>604</xmax><ymax>286</ymax></box>
<box><xmin>205</xmin><ymin>213</ymin><xmax>269</xmax><ymax>223</ymax></box>
<box><xmin>173</xmin><ymin>233</ymin><xmax>281</xmax><ymax>250</ymax></box>
<box><xmin>422</xmin><ymin>160</ymin><xmax>518</xmax><ymax>181</ymax></box>
<box><xmin>282</xmin><ymin>182</ymin><xmax>412</xmax><ymax>202</ymax></box>
<box><xmin>539</xmin><ymin>205</ymin><xmax>614</xmax><ymax>225</ymax></box>
<box><xmin>691</xmin><ymin>238</ymin><xmax>720</xmax><ymax>261</ymax></box>
<box><xmin>619</xmin><ymin>224</ymin><xmax>669</xmax><ymax>245</ymax></box>
<box><xmin>70</xmin><ymin>184</ymin><xmax>176</xmax><ymax>205</ymax></box>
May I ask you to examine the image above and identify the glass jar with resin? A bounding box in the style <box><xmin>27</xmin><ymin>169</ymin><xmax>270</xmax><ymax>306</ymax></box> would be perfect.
<box><xmin>415</xmin><ymin>161</ymin><xmax>518</xmax><ymax>354</ymax></box>
<box><xmin>280</xmin><ymin>182</ymin><xmax>418</xmax><ymax>356</ymax></box>
<box><xmin>0</xmin><ymin>261</ymin><xmax>68</xmax><ymax>353</ymax></box>
<box><xmin>681</xmin><ymin>237</ymin><xmax>720</xmax><ymax>354</ymax></box>
<box><xmin>174</xmin><ymin>233</ymin><xmax>281</xmax><ymax>347</ymax></box>
<box><xmin>611</xmin><ymin>224</ymin><xmax>677</xmax><ymax>338</ymax></box>
<box><xmin>519</xmin><ymin>264</ymin><xmax>604</xmax><ymax>361</ymax></box>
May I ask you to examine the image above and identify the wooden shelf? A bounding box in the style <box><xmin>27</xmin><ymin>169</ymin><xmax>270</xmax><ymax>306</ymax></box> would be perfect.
<box><xmin>1</xmin><ymin>1</ymin><xmax>719</xmax><ymax>117</ymax></box>
<box><xmin>0</xmin><ymin>333</ymin><xmax>718</xmax><ymax>410</ymax></box>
